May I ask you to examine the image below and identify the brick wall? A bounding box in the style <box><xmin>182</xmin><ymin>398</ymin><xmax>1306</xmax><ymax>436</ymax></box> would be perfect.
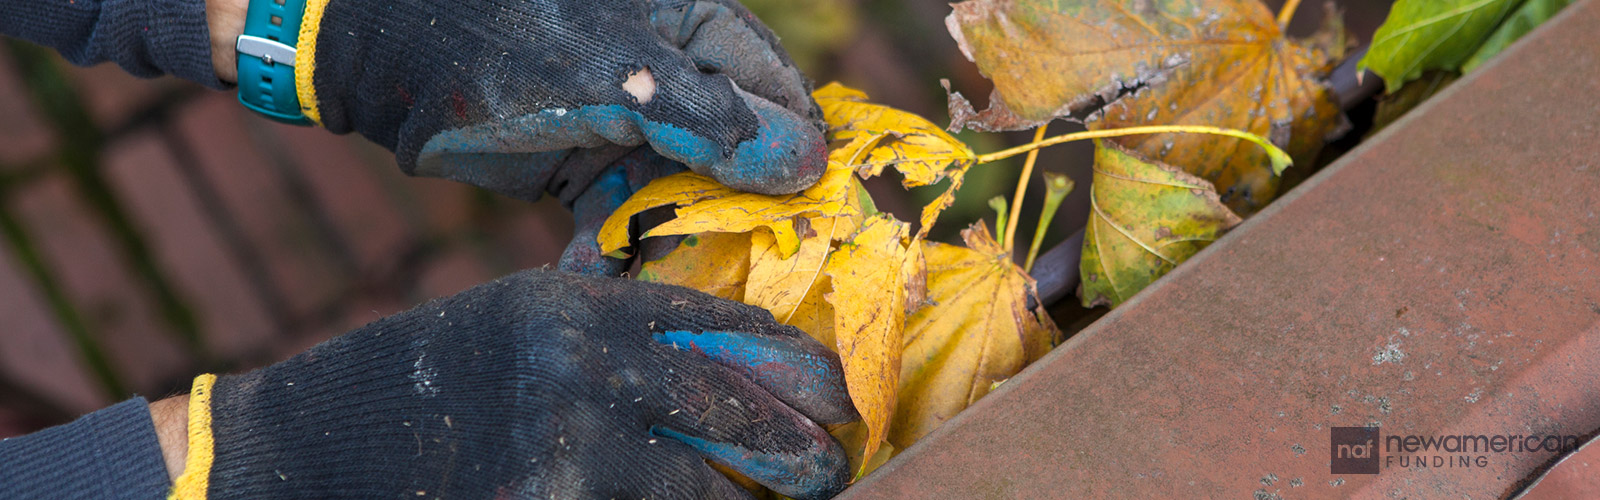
<box><xmin>0</xmin><ymin>42</ymin><xmax>571</xmax><ymax>437</ymax></box>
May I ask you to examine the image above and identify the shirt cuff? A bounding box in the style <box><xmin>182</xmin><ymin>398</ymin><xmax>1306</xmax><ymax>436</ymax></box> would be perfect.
<box><xmin>0</xmin><ymin>397</ymin><xmax>174</xmax><ymax>499</ymax></box>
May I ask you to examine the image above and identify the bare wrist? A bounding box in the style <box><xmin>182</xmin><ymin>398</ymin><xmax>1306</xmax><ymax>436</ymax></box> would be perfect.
<box><xmin>206</xmin><ymin>0</ymin><xmax>249</xmax><ymax>83</ymax></box>
<box><xmin>149</xmin><ymin>395</ymin><xmax>190</xmax><ymax>482</ymax></box>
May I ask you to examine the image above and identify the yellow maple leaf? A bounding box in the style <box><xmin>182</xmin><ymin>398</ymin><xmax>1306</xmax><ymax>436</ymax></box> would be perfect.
<box><xmin>815</xmin><ymin>83</ymin><xmax>979</xmax><ymax>239</ymax></box>
<box><xmin>637</xmin><ymin>232</ymin><xmax>752</xmax><ymax>302</ymax></box>
<box><xmin>816</xmin><ymin>82</ymin><xmax>977</xmax><ymax>184</ymax></box>
<box><xmin>892</xmin><ymin>221</ymin><xmax>1060</xmax><ymax>449</ymax></box>
<box><xmin>822</xmin><ymin>215</ymin><xmax>913</xmax><ymax>474</ymax></box>
<box><xmin>597</xmin><ymin>160</ymin><xmax>859</xmax><ymax>259</ymax></box>
<box><xmin>745</xmin><ymin>217</ymin><xmax>850</xmax><ymax>323</ymax></box>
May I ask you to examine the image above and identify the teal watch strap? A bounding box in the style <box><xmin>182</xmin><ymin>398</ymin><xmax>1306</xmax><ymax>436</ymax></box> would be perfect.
<box><xmin>236</xmin><ymin>0</ymin><xmax>314</xmax><ymax>126</ymax></box>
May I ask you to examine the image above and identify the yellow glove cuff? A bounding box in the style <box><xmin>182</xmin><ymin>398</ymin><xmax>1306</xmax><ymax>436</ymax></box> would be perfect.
<box><xmin>168</xmin><ymin>374</ymin><xmax>218</xmax><ymax>500</ymax></box>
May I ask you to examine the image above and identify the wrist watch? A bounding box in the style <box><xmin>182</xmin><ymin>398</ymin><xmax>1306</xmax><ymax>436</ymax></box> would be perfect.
<box><xmin>235</xmin><ymin>0</ymin><xmax>314</xmax><ymax>125</ymax></box>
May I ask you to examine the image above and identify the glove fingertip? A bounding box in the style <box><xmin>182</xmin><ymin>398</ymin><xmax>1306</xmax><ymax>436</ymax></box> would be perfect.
<box><xmin>640</xmin><ymin>88</ymin><xmax>826</xmax><ymax>196</ymax></box>
<box><xmin>654</xmin><ymin>330</ymin><xmax>858</xmax><ymax>425</ymax></box>
<box><xmin>561</xmin><ymin>165</ymin><xmax>636</xmax><ymax>276</ymax></box>
<box><xmin>650</xmin><ymin>425</ymin><xmax>850</xmax><ymax>500</ymax></box>
<box><xmin>714</xmin><ymin>91</ymin><xmax>828</xmax><ymax>195</ymax></box>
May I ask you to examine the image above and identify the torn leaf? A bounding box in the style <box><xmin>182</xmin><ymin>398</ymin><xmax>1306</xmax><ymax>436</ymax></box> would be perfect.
<box><xmin>597</xmin><ymin>160</ymin><xmax>858</xmax><ymax>259</ymax></box>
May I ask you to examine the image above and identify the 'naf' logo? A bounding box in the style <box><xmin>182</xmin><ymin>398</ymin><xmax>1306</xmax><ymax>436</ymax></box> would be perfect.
<box><xmin>1331</xmin><ymin>427</ymin><xmax>1381</xmax><ymax>474</ymax></box>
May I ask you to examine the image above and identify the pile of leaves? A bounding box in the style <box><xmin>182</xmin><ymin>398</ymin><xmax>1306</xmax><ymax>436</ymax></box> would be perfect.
<box><xmin>601</xmin><ymin>84</ymin><xmax>1061</xmax><ymax>472</ymax></box>
<box><xmin>593</xmin><ymin>0</ymin><xmax>1569</xmax><ymax>485</ymax></box>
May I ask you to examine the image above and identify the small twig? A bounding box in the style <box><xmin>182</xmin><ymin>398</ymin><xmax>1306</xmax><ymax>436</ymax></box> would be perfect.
<box><xmin>976</xmin><ymin>125</ymin><xmax>1292</xmax><ymax>174</ymax></box>
<box><xmin>1277</xmin><ymin>0</ymin><xmax>1304</xmax><ymax>30</ymax></box>
<box><xmin>1004</xmin><ymin>125</ymin><xmax>1049</xmax><ymax>252</ymax></box>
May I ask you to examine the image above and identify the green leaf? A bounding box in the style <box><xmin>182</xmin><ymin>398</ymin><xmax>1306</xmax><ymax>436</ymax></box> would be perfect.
<box><xmin>1359</xmin><ymin>0</ymin><xmax>1522</xmax><ymax>93</ymax></box>
<box><xmin>1462</xmin><ymin>0</ymin><xmax>1575</xmax><ymax>73</ymax></box>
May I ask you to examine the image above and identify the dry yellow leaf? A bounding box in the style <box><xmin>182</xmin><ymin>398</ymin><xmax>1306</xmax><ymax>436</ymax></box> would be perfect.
<box><xmin>746</xmin><ymin>217</ymin><xmax>849</xmax><ymax>322</ymax></box>
<box><xmin>784</xmin><ymin>274</ymin><xmax>836</xmax><ymax>347</ymax></box>
<box><xmin>815</xmin><ymin>83</ymin><xmax>979</xmax><ymax>239</ymax></box>
<box><xmin>815</xmin><ymin>82</ymin><xmax>977</xmax><ymax>185</ymax></box>
<box><xmin>914</xmin><ymin>159</ymin><xmax>975</xmax><ymax>240</ymax></box>
<box><xmin>826</xmin><ymin>421</ymin><xmax>897</xmax><ymax>478</ymax></box>
<box><xmin>637</xmin><ymin>232</ymin><xmax>752</xmax><ymax>302</ymax></box>
<box><xmin>945</xmin><ymin>0</ymin><xmax>1345</xmax><ymax>214</ymax></box>
<box><xmin>596</xmin><ymin>160</ymin><xmax>858</xmax><ymax>259</ymax></box>
<box><xmin>822</xmin><ymin>215</ymin><xmax>912</xmax><ymax>473</ymax></box>
<box><xmin>900</xmin><ymin>235</ymin><xmax>928</xmax><ymax>316</ymax></box>
<box><xmin>892</xmin><ymin>221</ymin><xmax>1059</xmax><ymax>449</ymax></box>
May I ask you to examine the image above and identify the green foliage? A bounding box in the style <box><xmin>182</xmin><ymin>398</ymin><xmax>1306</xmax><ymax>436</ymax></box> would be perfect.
<box><xmin>1359</xmin><ymin>0</ymin><xmax>1522</xmax><ymax>93</ymax></box>
<box><xmin>1462</xmin><ymin>0</ymin><xmax>1576</xmax><ymax>72</ymax></box>
<box><xmin>739</xmin><ymin>0</ymin><xmax>859</xmax><ymax>74</ymax></box>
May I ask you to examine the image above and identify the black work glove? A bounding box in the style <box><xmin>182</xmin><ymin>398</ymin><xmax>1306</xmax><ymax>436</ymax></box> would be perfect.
<box><xmin>174</xmin><ymin>270</ymin><xmax>856</xmax><ymax>499</ymax></box>
<box><xmin>293</xmin><ymin>0</ymin><xmax>827</xmax><ymax>271</ymax></box>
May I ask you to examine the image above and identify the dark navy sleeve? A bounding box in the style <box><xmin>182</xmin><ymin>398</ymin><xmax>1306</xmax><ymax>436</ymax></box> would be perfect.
<box><xmin>1</xmin><ymin>0</ymin><xmax>227</xmax><ymax>89</ymax></box>
<box><xmin>0</xmin><ymin>398</ymin><xmax>174</xmax><ymax>500</ymax></box>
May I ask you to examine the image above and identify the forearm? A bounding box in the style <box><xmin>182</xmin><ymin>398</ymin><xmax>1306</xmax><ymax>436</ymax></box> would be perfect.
<box><xmin>205</xmin><ymin>0</ymin><xmax>247</xmax><ymax>83</ymax></box>
<box><xmin>150</xmin><ymin>395</ymin><xmax>190</xmax><ymax>482</ymax></box>
<box><xmin>0</xmin><ymin>0</ymin><xmax>243</xmax><ymax>87</ymax></box>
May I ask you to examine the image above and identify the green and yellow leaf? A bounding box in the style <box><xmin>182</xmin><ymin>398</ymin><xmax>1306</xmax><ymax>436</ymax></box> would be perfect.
<box><xmin>1462</xmin><ymin>0</ymin><xmax>1575</xmax><ymax>73</ymax></box>
<box><xmin>1080</xmin><ymin>141</ymin><xmax>1241</xmax><ymax>307</ymax></box>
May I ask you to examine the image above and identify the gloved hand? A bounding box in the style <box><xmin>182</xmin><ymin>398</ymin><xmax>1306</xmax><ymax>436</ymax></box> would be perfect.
<box><xmin>171</xmin><ymin>270</ymin><xmax>857</xmax><ymax>499</ymax></box>
<box><xmin>292</xmin><ymin>0</ymin><xmax>827</xmax><ymax>271</ymax></box>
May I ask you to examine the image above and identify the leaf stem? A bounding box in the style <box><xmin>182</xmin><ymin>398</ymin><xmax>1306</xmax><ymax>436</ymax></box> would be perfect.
<box><xmin>1003</xmin><ymin>125</ymin><xmax>1048</xmax><ymax>252</ymax></box>
<box><xmin>1024</xmin><ymin>173</ymin><xmax>1074</xmax><ymax>273</ymax></box>
<box><xmin>988</xmin><ymin>196</ymin><xmax>1009</xmax><ymax>241</ymax></box>
<box><xmin>1277</xmin><ymin>0</ymin><xmax>1303</xmax><ymax>30</ymax></box>
<box><xmin>975</xmin><ymin>125</ymin><xmax>1294</xmax><ymax>175</ymax></box>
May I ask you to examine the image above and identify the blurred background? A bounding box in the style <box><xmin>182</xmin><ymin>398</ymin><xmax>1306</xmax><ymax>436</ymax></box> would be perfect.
<box><xmin>0</xmin><ymin>0</ymin><xmax>1391</xmax><ymax>438</ymax></box>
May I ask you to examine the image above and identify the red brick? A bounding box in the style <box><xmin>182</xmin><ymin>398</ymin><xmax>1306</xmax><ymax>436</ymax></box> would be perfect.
<box><xmin>9</xmin><ymin>175</ymin><xmax>189</xmax><ymax>395</ymax></box>
<box><xmin>343</xmin><ymin>138</ymin><xmax>479</xmax><ymax>240</ymax></box>
<box><xmin>0</xmin><ymin>50</ymin><xmax>56</xmax><ymax>167</ymax></box>
<box><xmin>494</xmin><ymin>199</ymin><xmax>574</xmax><ymax>271</ymax></box>
<box><xmin>173</xmin><ymin>93</ymin><xmax>346</xmax><ymax>319</ymax></box>
<box><xmin>103</xmin><ymin>130</ymin><xmax>276</xmax><ymax>360</ymax></box>
<box><xmin>403</xmin><ymin>176</ymin><xmax>477</xmax><ymax>238</ymax></box>
<box><xmin>61</xmin><ymin>59</ymin><xmax>195</xmax><ymax>129</ymax></box>
<box><xmin>272</xmin><ymin>296</ymin><xmax>408</xmax><ymax>363</ymax></box>
<box><xmin>0</xmin><ymin>242</ymin><xmax>107</xmax><ymax>414</ymax></box>
<box><xmin>0</xmin><ymin>409</ymin><xmax>28</xmax><ymax>439</ymax></box>
<box><xmin>265</xmin><ymin>123</ymin><xmax>415</xmax><ymax>277</ymax></box>
<box><xmin>414</xmin><ymin>245</ymin><xmax>495</xmax><ymax>300</ymax></box>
